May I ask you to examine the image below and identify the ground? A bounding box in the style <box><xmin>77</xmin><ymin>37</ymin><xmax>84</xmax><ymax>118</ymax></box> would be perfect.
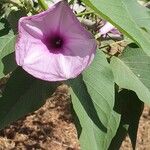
<box><xmin>0</xmin><ymin>85</ymin><xmax>150</xmax><ymax>150</ymax></box>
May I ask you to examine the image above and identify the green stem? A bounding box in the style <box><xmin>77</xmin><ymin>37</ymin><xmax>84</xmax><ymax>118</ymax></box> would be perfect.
<box><xmin>38</xmin><ymin>0</ymin><xmax>48</xmax><ymax>10</ymax></box>
<box><xmin>76</xmin><ymin>11</ymin><xmax>95</xmax><ymax>17</ymax></box>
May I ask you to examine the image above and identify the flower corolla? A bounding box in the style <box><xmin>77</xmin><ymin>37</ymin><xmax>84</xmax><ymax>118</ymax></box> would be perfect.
<box><xmin>15</xmin><ymin>1</ymin><xmax>96</xmax><ymax>81</ymax></box>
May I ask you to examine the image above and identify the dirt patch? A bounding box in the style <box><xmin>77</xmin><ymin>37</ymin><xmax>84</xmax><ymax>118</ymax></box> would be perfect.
<box><xmin>0</xmin><ymin>85</ymin><xmax>79</xmax><ymax>150</ymax></box>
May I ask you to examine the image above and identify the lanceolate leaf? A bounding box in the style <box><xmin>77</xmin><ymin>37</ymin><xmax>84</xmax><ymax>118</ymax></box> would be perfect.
<box><xmin>0</xmin><ymin>18</ymin><xmax>17</xmax><ymax>78</ymax></box>
<box><xmin>0</xmin><ymin>67</ymin><xmax>58</xmax><ymax>129</ymax></box>
<box><xmin>68</xmin><ymin>51</ymin><xmax>120</xmax><ymax>150</ymax></box>
<box><xmin>111</xmin><ymin>44</ymin><xmax>150</xmax><ymax>105</ymax></box>
<box><xmin>81</xmin><ymin>0</ymin><xmax>150</xmax><ymax>56</ymax></box>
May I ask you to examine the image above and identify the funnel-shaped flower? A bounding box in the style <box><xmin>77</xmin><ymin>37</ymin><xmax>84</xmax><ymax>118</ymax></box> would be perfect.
<box><xmin>15</xmin><ymin>1</ymin><xmax>96</xmax><ymax>81</ymax></box>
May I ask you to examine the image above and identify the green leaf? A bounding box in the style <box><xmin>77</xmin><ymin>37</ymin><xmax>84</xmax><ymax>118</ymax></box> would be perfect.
<box><xmin>7</xmin><ymin>9</ymin><xmax>27</xmax><ymax>33</ymax></box>
<box><xmin>109</xmin><ymin>89</ymin><xmax>144</xmax><ymax>150</ymax></box>
<box><xmin>0</xmin><ymin>67</ymin><xmax>58</xmax><ymax>129</ymax></box>
<box><xmin>0</xmin><ymin>18</ymin><xmax>17</xmax><ymax>78</ymax></box>
<box><xmin>128</xmin><ymin>0</ymin><xmax>150</xmax><ymax>31</ymax></box>
<box><xmin>111</xmin><ymin>43</ymin><xmax>150</xmax><ymax>105</ymax></box>
<box><xmin>81</xmin><ymin>0</ymin><xmax>150</xmax><ymax>56</ymax></box>
<box><xmin>68</xmin><ymin>51</ymin><xmax>120</xmax><ymax>150</ymax></box>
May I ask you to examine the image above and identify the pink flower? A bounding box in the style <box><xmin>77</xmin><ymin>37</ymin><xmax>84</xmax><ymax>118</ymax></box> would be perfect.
<box><xmin>15</xmin><ymin>1</ymin><xmax>96</xmax><ymax>81</ymax></box>
<box><xmin>100</xmin><ymin>22</ymin><xmax>122</xmax><ymax>39</ymax></box>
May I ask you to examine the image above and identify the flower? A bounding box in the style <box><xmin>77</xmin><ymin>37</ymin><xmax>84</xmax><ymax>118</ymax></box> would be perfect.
<box><xmin>15</xmin><ymin>1</ymin><xmax>96</xmax><ymax>81</ymax></box>
<box><xmin>100</xmin><ymin>21</ymin><xmax>122</xmax><ymax>40</ymax></box>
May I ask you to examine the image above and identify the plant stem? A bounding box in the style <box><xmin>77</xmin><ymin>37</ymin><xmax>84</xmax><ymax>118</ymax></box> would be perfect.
<box><xmin>38</xmin><ymin>0</ymin><xmax>48</xmax><ymax>10</ymax></box>
<box><xmin>76</xmin><ymin>11</ymin><xmax>95</xmax><ymax>17</ymax></box>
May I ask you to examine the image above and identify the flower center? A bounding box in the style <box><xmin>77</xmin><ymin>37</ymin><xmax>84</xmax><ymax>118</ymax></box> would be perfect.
<box><xmin>50</xmin><ymin>36</ymin><xmax>64</xmax><ymax>49</ymax></box>
<box><xmin>44</xmin><ymin>34</ymin><xmax>64</xmax><ymax>52</ymax></box>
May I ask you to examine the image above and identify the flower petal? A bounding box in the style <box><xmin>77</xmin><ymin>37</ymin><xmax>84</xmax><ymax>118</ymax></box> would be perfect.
<box><xmin>57</xmin><ymin>2</ymin><xmax>92</xmax><ymax>39</ymax></box>
<box><xmin>20</xmin><ymin>39</ymin><xmax>96</xmax><ymax>81</ymax></box>
<box><xmin>100</xmin><ymin>22</ymin><xmax>115</xmax><ymax>35</ymax></box>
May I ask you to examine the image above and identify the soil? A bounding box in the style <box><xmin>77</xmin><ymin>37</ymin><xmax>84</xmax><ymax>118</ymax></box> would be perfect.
<box><xmin>0</xmin><ymin>85</ymin><xmax>150</xmax><ymax>150</ymax></box>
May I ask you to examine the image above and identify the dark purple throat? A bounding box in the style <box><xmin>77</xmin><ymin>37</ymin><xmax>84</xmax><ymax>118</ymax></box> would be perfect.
<box><xmin>44</xmin><ymin>34</ymin><xmax>65</xmax><ymax>52</ymax></box>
